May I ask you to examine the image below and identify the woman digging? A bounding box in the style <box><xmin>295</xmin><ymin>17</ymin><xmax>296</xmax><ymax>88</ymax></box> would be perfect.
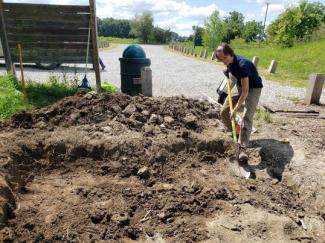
<box><xmin>215</xmin><ymin>43</ymin><xmax>263</xmax><ymax>161</ymax></box>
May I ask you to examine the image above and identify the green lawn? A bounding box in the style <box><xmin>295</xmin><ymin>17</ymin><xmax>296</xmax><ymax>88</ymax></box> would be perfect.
<box><xmin>233</xmin><ymin>39</ymin><xmax>325</xmax><ymax>88</ymax></box>
<box><xmin>172</xmin><ymin>39</ymin><xmax>325</xmax><ymax>88</ymax></box>
<box><xmin>98</xmin><ymin>36</ymin><xmax>138</xmax><ymax>44</ymax></box>
<box><xmin>0</xmin><ymin>74</ymin><xmax>117</xmax><ymax>122</ymax></box>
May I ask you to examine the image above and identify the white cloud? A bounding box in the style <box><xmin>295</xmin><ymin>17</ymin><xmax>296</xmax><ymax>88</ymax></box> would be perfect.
<box><xmin>245</xmin><ymin>13</ymin><xmax>257</xmax><ymax>22</ymax></box>
<box><xmin>94</xmin><ymin>0</ymin><xmax>221</xmax><ymax>35</ymax></box>
<box><xmin>3</xmin><ymin>0</ymin><xmax>223</xmax><ymax>36</ymax></box>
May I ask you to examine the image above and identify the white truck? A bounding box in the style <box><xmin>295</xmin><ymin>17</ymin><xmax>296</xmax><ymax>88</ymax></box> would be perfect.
<box><xmin>0</xmin><ymin>41</ymin><xmax>60</xmax><ymax>70</ymax></box>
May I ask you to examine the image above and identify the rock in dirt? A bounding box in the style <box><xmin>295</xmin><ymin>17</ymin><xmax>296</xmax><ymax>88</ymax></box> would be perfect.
<box><xmin>157</xmin><ymin>212</ymin><xmax>170</xmax><ymax>221</ymax></box>
<box><xmin>0</xmin><ymin>227</ymin><xmax>13</xmax><ymax>242</ymax></box>
<box><xmin>35</xmin><ymin>121</ymin><xmax>47</xmax><ymax>129</ymax></box>
<box><xmin>184</xmin><ymin>114</ymin><xmax>198</xmax><ymax>128</ymax></box>
<box><xmin>90</xmin><ymin>212</ymin><xmax>106</xmax><ymax>224</ymax></box>
<box><xmin>112</xmin><ymin>105</ymin><xmax>122</xmax><ymax>113</ymax></box>
<box><xmin>149</xmin><ymin>114</ymin><xmax>163</xmax><ymax>124</ymax></box>
<box><xmin>137</xmin><ymin>167</ymin><xmax>150</xmax><ymax>179</ymax></box>
<box><xmin>111</xmin><ymin>213</ymin><xmax>130</xmax><ymax>227</ymax></box>
<box><xmin>123</xmin><ymin>104</ymin><xmax>137</xmax><ymax>115</ymax></box>
<box><xmin>84</xmin><ymin>91</ymin><xmax>97</xmax><ymax>100</ymax></box>
<box><xmin>164</xmin><ymin>116</ymin><xmax>175</xmax><ymax>124</ymax></box>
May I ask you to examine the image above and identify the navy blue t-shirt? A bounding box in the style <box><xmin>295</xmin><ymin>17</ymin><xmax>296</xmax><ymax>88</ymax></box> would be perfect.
<box><xmin>228</xmin><ymin>55</ymin><xmax>263</xmax><ymax>88</ymax></box>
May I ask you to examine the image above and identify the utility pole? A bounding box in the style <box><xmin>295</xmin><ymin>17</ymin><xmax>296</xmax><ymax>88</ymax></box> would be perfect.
<box><xmin>193</xmin><ymin>25</ymin><xmax>197</xmax><ymax>49</ymax></box>
<box><xmin>263</xmin><ymin>2</ymin><xmax>270</xmax><ymax>33</ymax></box>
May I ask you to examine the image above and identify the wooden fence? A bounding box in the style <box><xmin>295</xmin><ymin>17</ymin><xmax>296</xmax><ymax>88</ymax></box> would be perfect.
<box><xmin>0</xmin><ymin>0</ymin><xmax>102</xmax><ymax>91</ymax></box>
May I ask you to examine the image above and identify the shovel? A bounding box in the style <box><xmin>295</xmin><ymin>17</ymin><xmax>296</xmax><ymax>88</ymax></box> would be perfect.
<box><xmin>226</xmin><ymin>79</ymin><xmax>251</xmax><ymax>179</ymax></box>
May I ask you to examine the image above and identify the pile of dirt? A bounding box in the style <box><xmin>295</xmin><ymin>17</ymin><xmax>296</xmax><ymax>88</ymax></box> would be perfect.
<box><xmin>0</xmin><ymin>92</ymin><xmax>323</xmax><ymax>242</ymax></box>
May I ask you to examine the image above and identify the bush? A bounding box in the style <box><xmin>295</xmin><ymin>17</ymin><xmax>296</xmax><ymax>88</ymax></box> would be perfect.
<box><xmin>0</xmin><ymin>74</ymin><xmax>27</xmax><ymax>121</ymax></box>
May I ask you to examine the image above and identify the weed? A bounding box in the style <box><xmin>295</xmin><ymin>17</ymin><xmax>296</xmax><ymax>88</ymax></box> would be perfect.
<box><xmin>255</xmin><ymin>109</ymin><xmax>272</xmax><ymax>123</ymax></box>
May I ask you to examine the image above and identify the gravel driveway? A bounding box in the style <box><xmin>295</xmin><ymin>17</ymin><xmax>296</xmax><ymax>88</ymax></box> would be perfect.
<box><xmin>1</xmin><ymin>44</ymin><xmax>324</xmax><ymax>107</ymax></box>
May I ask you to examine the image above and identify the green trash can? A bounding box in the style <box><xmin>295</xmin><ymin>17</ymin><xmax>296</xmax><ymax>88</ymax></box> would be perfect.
<box><xmin>119</xmin><ymin>45</ymin><xmax>151</xmax><ymax>96</ymax></box>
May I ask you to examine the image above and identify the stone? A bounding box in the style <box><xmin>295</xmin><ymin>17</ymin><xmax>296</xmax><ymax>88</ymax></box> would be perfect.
<box><xmin>149</xmin><ymin>114</ymin><xmax>163</xmax><ymax>124</ymax></box>
<box><xmin>142</xmin><ymin>110</ymin><xmax>150</xmax><ymax>116</ymax></box>
<box><xmin>123</xmin><ymin>104</ymin><xmax>137</xmax><ymax>115</ymax></box>
<box><xmin>84</xmin><ymin>91</ymin><xmax>97</xmax><ymax>99</ymax></box>
<box><xmin>112</xmin><ymin>105</ymin><xmax>122</xmax><ymax>113</ymax></box>
<box><xmin>101</xmin><ymin>126</ymin><xmax>112</xmax><ymax>133</ymax></box>
<box><xmin>70</xmin><ymin>112</ymin><xmax>80</xmax><ymax>121</ymax></box>
<box><xmin>184</xmin><ymin>114</ymin><xmax>197</xmax><ymax>128</ymax></box>
<box><xmin>137</xmin><ymin>167</ymin><xmax>150</xmax><ymax>179</ymax></box>
<box><xmin>36</xmin><ymin>121</ymin><xmax>47</xmax><ymax>129</ymax></box>
<box><xmin>149</xmin><ymin>114</ymin><xmax>158</xmax><ymax>123</ymax></box>
<box><xmin>157</xmin><ymin>212</ymin><xmax>168</xmax><ymax>221</ymax></box>
<box><xmin>164</xmin><ymin>116</ymin><xmax>174</xmax><ymax>124</ymax></box>
<box><xmin>111</xmin><ymin>213</ymin><xmax>129</xmax><ymax>227</ymax></box>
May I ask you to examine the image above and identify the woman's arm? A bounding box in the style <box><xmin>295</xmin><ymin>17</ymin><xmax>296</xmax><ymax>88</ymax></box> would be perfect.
<box><xmin>231</xmin><ymin>77</ymin><xmax>249</xmax><ymax>119</ymax></box>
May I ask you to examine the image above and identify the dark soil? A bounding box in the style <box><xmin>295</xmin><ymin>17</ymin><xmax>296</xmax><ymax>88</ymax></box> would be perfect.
<box><xmin>0</xmin><ymin>92</ymin><xmax>324</xmax><ymax>242</ymax></box>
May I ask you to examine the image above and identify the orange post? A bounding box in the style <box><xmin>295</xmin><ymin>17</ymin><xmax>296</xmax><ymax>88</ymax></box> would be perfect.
<box><xmin>17</xmin><ymin>44</ymin><xmax>27</xmax><ymax>101</ymax></box>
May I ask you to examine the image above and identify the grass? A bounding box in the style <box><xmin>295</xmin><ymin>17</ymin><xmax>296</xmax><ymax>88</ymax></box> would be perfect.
<box><xmin>0</xmin><ymin>73</ymin><xmax>118</xmax><ymax>122</ymax></box>
<box><xmin>171</xmin><ymin>39</ymin><xmax>325</xmax><ymax>88</ymax></box>
<box><xmin>254</xmin><ymin>109</ymin><xmax>272</xmax><ymax>123</ymax></box>
<box><xmin>101</xmin><ymin>82</ymin><xmax>118</xmax><ymax>93</ymax></box>
<box><xmin>98</xmin><ymin>36</ymin><xmax>138</xmax><ymax>44</ymax></box>
<box><xmin>0</xmin><ymin>74</ymin><xmax>29</xmax><ymax>122</ymax></box>
<box><xmin>231</xmin><ymin>39</ymin><xmax>325</xmax><ymax>88</ymax></box>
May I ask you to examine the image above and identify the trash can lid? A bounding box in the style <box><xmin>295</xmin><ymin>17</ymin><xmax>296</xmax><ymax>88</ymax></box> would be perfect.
<box><xmin>122</xmin><ymin>45</ymin><xmax>146</xmax><ymax>58</ymax></box>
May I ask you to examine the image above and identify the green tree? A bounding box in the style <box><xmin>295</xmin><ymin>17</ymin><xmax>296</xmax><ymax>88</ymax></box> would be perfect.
<box><xmin>243</xmin><ymin>20</ymin><xmax>264</xmax><ymax>42</ymax></box>
<box><xmin>98</xmin><ymin>17</ymin><xmax>133</xmax><ymax>38</ymax></box>
<box><xmin>130</xmin><ymin>11</ymin><xmax>154</xmax><ymax>44</ymax></box>
<box><xmin>223</xmin><ymin>11</ymin><xmax>245</xmax><ymax>43</ymax></box>
<box><xmin>267</xmin><ymin>0</ymin><xmax>325</xmax><ymax>47</ymax></box>
<box><xmin>152</xmin><ymin>26</ymin><xmax>172</xmax><ymax>43</ymax></box>
<box><xmin>203</xmin><ymin>10</ymin><xmax>224</xmax><ymax>50</ymax></box>
<box><xmin>191</xmin><ymin>26</ymin><xmax>204</xmax><ymax>47</ymax></box>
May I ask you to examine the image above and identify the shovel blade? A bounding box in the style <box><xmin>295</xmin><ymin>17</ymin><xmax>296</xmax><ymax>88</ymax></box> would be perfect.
<box><xmin>229</xmin><ymin>160</ymin><xmax>251</xmax><ymax>179</ymax></box>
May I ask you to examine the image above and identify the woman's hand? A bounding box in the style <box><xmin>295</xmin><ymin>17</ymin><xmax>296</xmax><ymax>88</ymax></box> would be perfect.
<box><xmin>230</xmin><ymin>107</ymin><xmax>238</xmax><ymax>120</ymax></box>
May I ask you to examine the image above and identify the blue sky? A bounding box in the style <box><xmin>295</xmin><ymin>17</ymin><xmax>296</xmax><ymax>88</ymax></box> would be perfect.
<box><xmin>4</xmin><ymin>0</ymin><xmax>325</xmax><ymax>35</ymax></box>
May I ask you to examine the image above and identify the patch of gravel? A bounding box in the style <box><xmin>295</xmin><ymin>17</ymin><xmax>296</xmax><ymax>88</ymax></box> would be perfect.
<box><xmin>1</xmin><ymin>44</ymin><xmax>324</xmax><ymax>108</ymax></box>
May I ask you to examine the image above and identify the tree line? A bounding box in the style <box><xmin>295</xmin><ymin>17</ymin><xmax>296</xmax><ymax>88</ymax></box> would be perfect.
<box><xmin>201</xmin><ymin>0</ymin><xmax>325</xmax><ymax>48</ymax></box>
<box><xmin>97</xmin><ymin>0</ymin><xmax>325</xmax><ymax>47</ymax></box>
<box><xmin>97</xmin><ymin>11</ymin><xmax>179</xmax><ymax>44</ymax></box>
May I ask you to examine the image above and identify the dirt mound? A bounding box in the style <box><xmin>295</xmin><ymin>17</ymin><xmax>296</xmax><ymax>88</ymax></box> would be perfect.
<box><xmin>9</xmin><ymin>92</ymin><xmax>218</xmax><ymax>132</ymax></box>
<box><xmin>0</xmin><ymin>93</ymin><xmax>323</xmax><ymax>242</ymax></box>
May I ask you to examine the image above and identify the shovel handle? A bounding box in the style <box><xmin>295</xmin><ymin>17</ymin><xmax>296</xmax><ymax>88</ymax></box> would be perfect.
<box><xmin>226</xmin><ymin>78</ymin><xmax>237</xmax><ymax>143</ymax></box>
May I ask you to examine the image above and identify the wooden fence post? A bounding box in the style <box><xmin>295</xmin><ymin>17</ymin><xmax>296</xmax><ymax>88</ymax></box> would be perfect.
<box><xmin>268</xmin><ymin>60</ymin><xmax>277</xmax><ymax>73</ymax></box>
<box><xmin>304</xmin><ymin>73</ymin><xmax>325</xmax><ymax>105</ymax></box>
<box><xmin>89</xmin><ymin>0</ymin><xmax>101</xmax><ymax>92</ymax></box>
<box><xmin>141</xmin><ymin>67</ymin><xmax>152</xmax><ymax>96</ymax></box>
<box><xmin>0</xmin><ymin>0</ymin><xmax>16</xmax><ymax>78</ymax></box>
